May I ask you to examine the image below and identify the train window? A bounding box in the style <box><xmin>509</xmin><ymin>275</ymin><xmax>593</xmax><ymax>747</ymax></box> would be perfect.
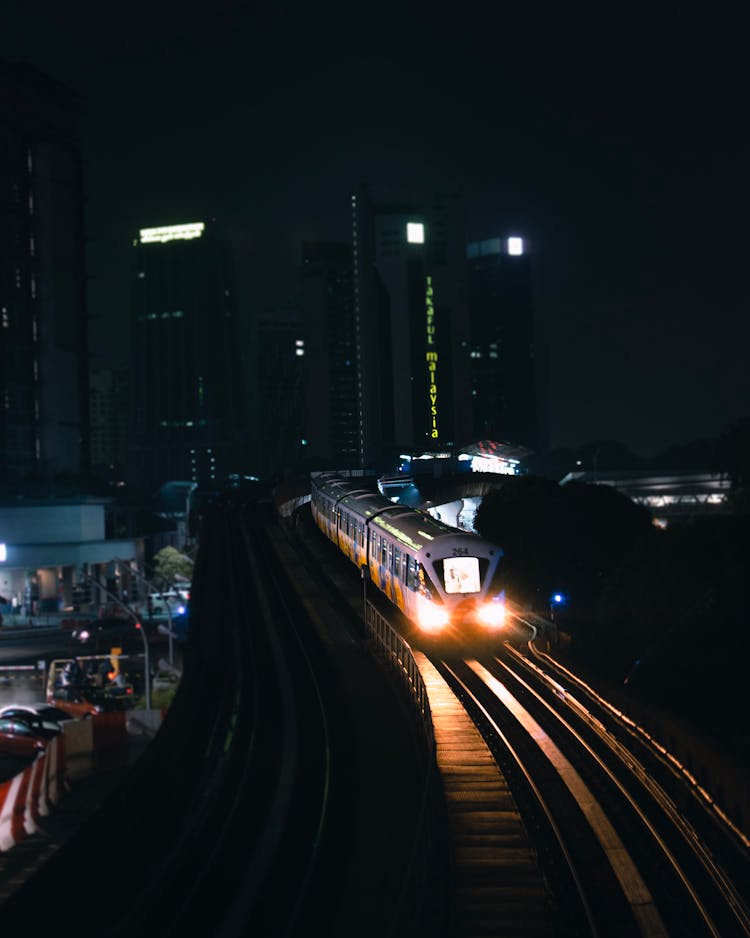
<box><xmin>406</xmin><ymin>557</ymin><xmax>416</xmax><ymax>590</ymax></box>
<box><xmin>394</xmin><ymin>547</ymin><xmax>401</xmax><ymax>577</ymax></box>
<box><xmin>435</xmin><ymin>557</ymin><xmax>489</xmax><ymax>594</ymax></box>
<box><xmin>381</xmin><ymin>538</ymin><xmax>387</xmax><ymax>566</ymax></box>
<box><xmin>440</xmin><ymin>556</ymin><xmax>481</xmax><ymax>594</ymax></box>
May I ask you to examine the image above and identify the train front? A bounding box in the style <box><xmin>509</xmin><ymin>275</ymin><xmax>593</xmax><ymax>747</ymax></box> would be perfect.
<box><xmin>413</xmin><ymin>533</ymin><xmax>506</xmax><ymax>644</ymax></box>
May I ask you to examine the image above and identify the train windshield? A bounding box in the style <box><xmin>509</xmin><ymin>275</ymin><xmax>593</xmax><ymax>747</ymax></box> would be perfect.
<box><xmin>439</xmin><ymin>556</ymin><xmax>482</xmax><ymax>594</ymax></box>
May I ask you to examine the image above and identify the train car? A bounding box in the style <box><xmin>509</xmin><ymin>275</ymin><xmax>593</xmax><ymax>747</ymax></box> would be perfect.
<box><xmin>310</xmin><ymin>473</ymin><xmax>506</xmax><ymax>641</ymax></box>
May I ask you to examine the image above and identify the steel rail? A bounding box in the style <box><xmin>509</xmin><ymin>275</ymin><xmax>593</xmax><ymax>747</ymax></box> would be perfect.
<box><xmin>437</xmin><ymin>656</ymin><xmax>599</xmax><ymax>937</ymax></box>
<box><xmin>503</xmin><ymin>632</ymin><xmax>750</xmax><ymax>936</ymax></box>
<box><xmin>233</xmin><ymin>511</ymin><xmax>334</xmax><ymax>936</ymax></box>
<box><xmin>481</xmin><ymin>652</ymin><xmax>720</xmax><ymax>937</ymax></box>
<box><xmin>516</xmin><ymin>611</ymin><xmax>750</xmax><ymax>856</ymax></box>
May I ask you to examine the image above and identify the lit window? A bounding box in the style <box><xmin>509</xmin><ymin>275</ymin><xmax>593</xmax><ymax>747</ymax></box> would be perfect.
<box><xmin>139</xmin><ymin>222</ymin><xmax>205</xmax><ymax>244</ymax></box>
<box><xmin>407</xmin><ymin>222</ymin><xmax>425</xmax><ymax>244</ymax></box>
<box><xmin>507</xmin><ymin>236</ymin><xmax>524</xmax><ymax>256</ymax></box>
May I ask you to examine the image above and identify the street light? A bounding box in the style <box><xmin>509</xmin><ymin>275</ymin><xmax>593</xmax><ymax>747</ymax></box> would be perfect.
<box><xmin>184</xmin><ymin>482</ymin><xmax>198</xmax><ymax>551</ymax></box>
<box><xmin>550</xmin><ymin>592</ymin><xmax>566</xmax><ymax>621</ymax></box>
<box><xmin>115</xmin><ymin>558</ymin><xmax>175</xmax><ymax>667</ymax></box>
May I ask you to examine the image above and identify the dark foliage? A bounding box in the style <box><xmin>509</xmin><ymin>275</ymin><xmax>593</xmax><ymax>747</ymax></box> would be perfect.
<box><xmin>474</xmin><ymin>475</ymin><xmax>652</xmax><ymax>621</ymax></box>
<box><xmin>590</xmin><ymin>516</ymin><xmax>750</xmax><ymax>745</ymax></box>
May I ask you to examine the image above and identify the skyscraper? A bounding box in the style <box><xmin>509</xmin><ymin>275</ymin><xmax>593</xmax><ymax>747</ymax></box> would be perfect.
<box><xmin>129</xmin><ymin>220</ymin><xmax>247</xmax><ymax>494</ymax></box>
<box><xmin>466</xmin><ymin>236</ymin><xmax>541</xmax><ymax>451</ymax></box>
<box><xmin>0</xmin><ymin>62</ymin><xmax>89</xmax><ymax>481</ymax></box>
<box><xmin>89</xmin><ymin>367</ymin><xmax>129</xmax><ymax>479</ymax></box>
<box><xmin>255</xmin><ymin>314</ymin><xmax>305</xmax><ymax>480</ymax></box>
<box><xmin>353</xmin><ymin>185</ymin><xmax>471</xmax><ymax>470</ymax></box>
<box><xmin>298</xmin><ymin>241</ymin><xmax>357</xmax><ymax>468</ymax></box>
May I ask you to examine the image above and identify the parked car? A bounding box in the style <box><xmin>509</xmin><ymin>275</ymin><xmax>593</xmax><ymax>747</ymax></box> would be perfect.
<box><xmin>0</xmin><ymin>703</ymin><xmax>75</xmax><ymax>733</ymax></box>
<box><xmin>0</xmin><ymin>717</ymin><xmax>51</xmax><ymax>758</ymax></box>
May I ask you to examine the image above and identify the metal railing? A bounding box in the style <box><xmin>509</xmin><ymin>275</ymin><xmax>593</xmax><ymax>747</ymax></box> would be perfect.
<box><xmin>362</xmin><ymin>599</ymin><xmax>450</xmax><ymax>935</ymax></box>
<box><xmin>363</xmin><ymin>600</ymin><xmax>434</xmax><ymax>755</ymax></box>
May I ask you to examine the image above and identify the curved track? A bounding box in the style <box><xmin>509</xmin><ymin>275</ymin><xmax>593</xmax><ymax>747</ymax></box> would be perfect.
<box><xmin>0</xmin><ymin>497</ymin><xmax>341</xmax><ymax>935</ymax></box>
<box><xmin>431</xmin><ymin>637</ymin><xmax>750</xmax><ymax>937</ymax></box>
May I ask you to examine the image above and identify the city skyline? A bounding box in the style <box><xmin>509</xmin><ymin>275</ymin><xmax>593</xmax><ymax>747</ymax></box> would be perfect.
<box><xmin>2</xmin><ymin>5</ymin><xmax>748</xmax><ymax>461</ymax></box>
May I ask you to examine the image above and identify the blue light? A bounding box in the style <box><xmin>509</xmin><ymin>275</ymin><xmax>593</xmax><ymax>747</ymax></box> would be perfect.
<box><xmin>552</xmin><ymin>593</ymin><xmax>563</xmax><ymax>604</ymax></box>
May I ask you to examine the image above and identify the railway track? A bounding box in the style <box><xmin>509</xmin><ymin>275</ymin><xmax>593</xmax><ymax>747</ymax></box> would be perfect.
<box><xmin>0</xmin><ymin>498</ymin><xmax>336</xmax><ymax>936</ymax></box>
<box><xmin>430</xmin><ymin>642</ymin><xmax>750</xmax><ymax>936</ymax></box>
<box><xmin>290</xmin><ymin>500</ymin><xmax>750</xmax><ymax>935</ymax></box>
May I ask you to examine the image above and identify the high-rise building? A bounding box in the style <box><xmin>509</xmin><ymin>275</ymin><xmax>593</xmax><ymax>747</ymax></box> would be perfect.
<box><xmin>466</xmin><ymin>236</ymin><xmax>541</xmax><ymax>451</ymax></box>
<box><xmin>129</xmin><ymin>220</ymin><xmax>247</xmax><ymax>494</ymax></box>
<box><xmin>89</xmin><ymin>367</ymin><xmax>129</xmax><ymax>479</ymax></box>
<box><xmin>255</xmin><ymin>314</ymin><xmax>305</xmax><ymax>480</ymax></box>
<box><xmin>298</xmin><ymin>241</ymin><xmax>357</xmax><ymax>468</ymax></box>
<box><xmin>353</xmin><ymin>185</ymin><xmax>471</xmax><ymax>470</ymax></box>
<box><xmin>0</xmin><ymin>62</ymin><xmax>89</xmax><ymax>481</ymax></box>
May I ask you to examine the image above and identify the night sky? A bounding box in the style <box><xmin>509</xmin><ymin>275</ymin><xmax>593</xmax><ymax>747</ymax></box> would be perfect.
<box><xmin>3</xmin><ymin>3</ymin><xmax>748</xmax><ymax>459</ymax></box>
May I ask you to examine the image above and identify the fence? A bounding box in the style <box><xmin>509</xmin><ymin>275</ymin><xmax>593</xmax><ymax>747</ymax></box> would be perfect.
<box><xmin>362</xmin><ymin>599</ymin><xmax>450</xmax><ymax>935</ymax></box>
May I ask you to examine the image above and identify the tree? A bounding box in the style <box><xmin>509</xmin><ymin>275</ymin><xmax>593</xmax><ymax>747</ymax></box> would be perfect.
<box><xmin>474</xmin><ymin>474</ymin><xmax>652</xmax><ymax>622</ymax></box>
<box><xmin>474</xmin><ymin>475</ymin><xmax>570</xmax><ymax>609</ymax></box>
<box><xmin>151</xmin><ymin>546</ymin><xmax>194</xmax><ymax>591</ymax></box>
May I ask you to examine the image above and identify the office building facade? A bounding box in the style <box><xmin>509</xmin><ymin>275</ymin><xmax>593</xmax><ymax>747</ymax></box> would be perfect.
<box><xmin>353</xmin><ymin>185</ymin><xmax>471</xmax><ymax>470</ymax></box>
<box><xmin>129</xmin><ymin>220</ymin><xmax>247</xmax><ymax>495</ymax></box>
<box><xmin>255</xmin><ymin>314</ymin><xmax>305</xmax><ymax>480</ymax></box>
<box><xmin>89</xmin><ymin>367</ymin><xmax>129</xmax><ymax>479</ymax></box>
<box><xmin>298</xmin><ymin>241</ymin><xmax>358</xmax><ymax>468</ymax></box>
<box><xmin>466</xmin><ymin>236</ymin><xmax>541</xmax><ymax>452</ymax></box>
<box><xmin>0</xmin><ymin>62</ymin><xmax>89</xmax><ymax>481</ymax></box>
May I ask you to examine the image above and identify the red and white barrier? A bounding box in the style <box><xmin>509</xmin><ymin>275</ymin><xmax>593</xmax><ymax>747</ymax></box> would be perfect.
<box><xmin>0</xmin><ymin>709</ymin><xmax>160</xmax><ymax>853</ymax></box>
<box><xmin>0</xmin><ymin>734</ymin><xmax>64</xmax><ymax>852</ymax></box>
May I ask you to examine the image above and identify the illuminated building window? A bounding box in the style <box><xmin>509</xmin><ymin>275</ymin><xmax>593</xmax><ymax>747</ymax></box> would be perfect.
<box><xmin>139</xmin><ymin>222</ymin><xmax>205</xmax><ymax>244</ymax></box>
<box><xmin>407</xmin><ymin>222</ymin><xmax>425</xmax><ymax>244</ymax></box>
<box><xmin>507</xmin><ymin>236</ymin><xmax>524</xmax><ymax>256</ymax></box>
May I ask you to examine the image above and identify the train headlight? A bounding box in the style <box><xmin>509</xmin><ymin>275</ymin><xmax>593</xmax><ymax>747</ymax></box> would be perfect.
<box><xmin>417</xmin><ymin>601</ymin><xmax>450</xmax><ymax>633</ymax></box>
<box><xmin>478</xmin><ymin>601</ymin><xmax>506</xmax><ymax>630</ymax></box>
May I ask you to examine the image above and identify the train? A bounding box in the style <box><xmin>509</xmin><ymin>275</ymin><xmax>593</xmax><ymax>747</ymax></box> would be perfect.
<box><xmin>310</xmin><ymin>473</ymin><xmax>506</xmax><ymax>641</ymax></box>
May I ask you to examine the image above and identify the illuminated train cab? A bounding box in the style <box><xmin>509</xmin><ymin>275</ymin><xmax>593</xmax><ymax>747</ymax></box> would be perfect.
<box><xmin>310</xmin><ymin>473</ymin><xmax>506</xmax><ymax>641</ymax></box>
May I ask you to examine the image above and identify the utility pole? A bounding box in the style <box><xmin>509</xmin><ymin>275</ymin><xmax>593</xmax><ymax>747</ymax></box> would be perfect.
<box><xmin>115</xmin><ymin>558</ymin><xmax>175</xmax><ymax>667</ymax></box>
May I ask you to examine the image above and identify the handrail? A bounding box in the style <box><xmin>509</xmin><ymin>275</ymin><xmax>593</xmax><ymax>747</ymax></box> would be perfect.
<box><xmin>363</xmin><ymin>599</ymin><xmax>449</xmax><ymax>934</ymax></box>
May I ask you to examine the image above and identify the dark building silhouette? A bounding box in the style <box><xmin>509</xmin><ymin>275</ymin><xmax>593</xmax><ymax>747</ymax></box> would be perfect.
<box><xmin>298</xmin><ymin>241</ymin><xmax>357</xmax><ymax>468</ymax></box>
<box><xmin>353</xmin><ymin>184</ymin><xmax>471</xmax><ymax>470</ymax></box>
<box><xmin>0</xmin><ymin>62</ymin><xmax>89</xmax><ymax>481</ymax></box>
<box><xmin>128</xmin><ymin>220</ymin><xmax>247</xmax><ymax>495</ymax></box>
<box><xmin>466</xmin><ymin>236</ymin><xmax>541</xmax><ymax>451</ymax></box>
<box><xmin>89</xmin><ymin>367</ymin><xmax>129</xmax><ymax>481</ymax></box>
<box><xmin>255</xmin><ymin>313</ymin><xmax>306</xmax><ymax>480</ymax></box>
